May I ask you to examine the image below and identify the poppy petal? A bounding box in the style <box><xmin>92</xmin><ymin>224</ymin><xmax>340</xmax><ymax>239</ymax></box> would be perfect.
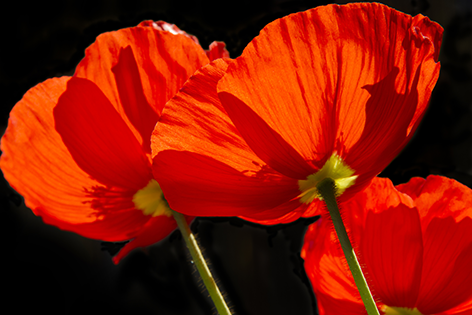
<box><xmin>206</xmin><ymin>41</ymin><xmax>230</xmax><ymax>61</ymax></box>
<box><xmin>110</xmin><ymin>46</ymin><xmax>159</xmax><ymax>154</ymax></box>
<box><xmin>0</xmin><ymin>78</ymin><xmax>151</xmax><ymax>241</ymax></box>
<box><xmin>54</xmin><ymin>77</ymin><xmax>152</xmax><ymax>189</ymax></box>
<box><xmin>303</xmin><ymin>177</ymin><xmax>424</xmax><ymax>313</ymax></box>
<box><xmin>302</xmin><ymin>218</ymin><xmax>366</xmax><ymax>315</ymax></box>
<box><xmin>217</xmin><ymin>92</ymin><xmax>316</xmax><ymax>179</ymax></box>
<box><xmin>397</xmin><ymin>175</ymin><xmax>472</xmax><ymax>226</ymax></box>
<box><xmin>153</xmin><ymin>143</ymin><xmax>299</xmax><ymax>219</ymax></box>
<box><xmin>441</xmin><ymin>299</ymin><xmax>472</xmax><ymax>315</ymax></box>
<box><xmin>417</xmin><ymin>216</ymin><xmax>472</xmax><ymax>314</ymax></box>
<box><xmin>138</xmin><ymin>20</ymin><xmax>200</xmax><ymax>45</ymax></box>
<box><xmin>74</xmin><ymin>24</ymin><xmax>210</xmax><ymax>149</ymax></box>
<box><xmin>360</xmin><ymin>204</ymin><xmax>423</xmax><ymax>308</ymax></box>
<box><xmin>340</xmin><ymin>177</ymin><xmax>415</xmax><ymax>246</ymax></box>
<box><xmin>341</xmin><ymin>178</ymin><xmax>423</xmax><ymax>308</ymax></box>
<box><xmin>344</xmin><ymin>6</ymin><xmax>442</xmax><ymax>177</ymax></box>
<box><xmin>303</xmin><ymin>176</ymin><xmax>472</xmax><ymax>314</ymax></box>
<box><xmin>239</xmin><ymin>199</ymin><xmax>308</xmax><ymax>225</ymax></box>
<box><xmin>113</xmin><ymin>215</ymin><xmax>195</xmax><ymax>264</ymax></box>
<box><xmin>217</xmin><ymin>2</ymin><xmax>442</xmax><ymax>185</ymax></box>
<box><xmin>152</xmin><ymin>59</ymin><xmax>300</xmax><ymax>219</ymax></box>
<box><xmin>397</xmin><ymin>175</ymin><xmax>472</xmax><ymax>313</ymax></box>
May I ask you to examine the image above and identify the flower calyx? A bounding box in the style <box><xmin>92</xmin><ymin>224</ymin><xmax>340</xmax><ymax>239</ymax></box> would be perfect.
<box><xmin>133</xmin><ymin>179</ymin><xmax>172</xmax><ymax>217</ymax></box>
<box><xmin>298</xmin><ymin>153</ymin><xmax>357</xmax><ymax>203</ymax></box>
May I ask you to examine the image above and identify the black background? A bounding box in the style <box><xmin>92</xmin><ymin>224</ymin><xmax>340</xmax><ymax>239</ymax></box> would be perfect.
<box><xmin>0</xmin><ymin>0</ymin><xmax>471</xmax><ymax>314</ymax></box>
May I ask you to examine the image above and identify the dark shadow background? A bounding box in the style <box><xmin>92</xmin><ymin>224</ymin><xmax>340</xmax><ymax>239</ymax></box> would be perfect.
<box><xmin>0</xmin><ymin>0</ymin><xmax>471</xmax><ymax>314</ymax></box>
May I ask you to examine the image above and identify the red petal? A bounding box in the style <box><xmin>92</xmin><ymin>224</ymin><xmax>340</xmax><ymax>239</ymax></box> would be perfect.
<box><xmin>206</xmin><ymin>41</ymin><xmax>230</xmax><ymax>61</ymax></box>
<box><xmin>441</xmin><ymin>299</ymin><xmax>472</xmax><ymax>315</ymax></box>
<box><xmin>217</xmin><ymin>91</ymin><xmax>316</xmax><ymax>179</ymax></box>
<box><xmin>54</xmin><ymin>77</ymin><xmax>152</xmax><ymax>189</ymax></box>
<box><xmin>110</xmin><ymin>46</ymin><xmax>159</xmax><ymax>154</ymax></box>
<box><xmin>239</xmin><ymin>199</ymin><xmax>308</xmax><ymax>225</ymax></box>
<box><xmin>341</xmin><ymin>177</ymin><xmax>415</xmax><ymax>245</ymax></box>
<box><xmin>417</xmin><ymin>216</ymin><xmax>472</xmax><ymax>313</ymax></box>
<box><xmin>113</xmin><ymin>215</ymin><xmax>195</xmax><ymax>264</ymax></box>
<box><xmin>152</xmin><ymin>59</ymin><xmax>300</xmax><ymax>220</ymax></box>
<box><xmin>303</xmin><ymin>178</ymin><xmax>424</xmax><ymax>313</ymax></box>
<box><xmin>342</xmin><ymin>178</ymin><xmax>423</xmax><ymax>308</ymax></box>
<box><xmin>397</xmin><ymin>175</ymin><xmax>472</xmax><ymax>227</ymax></box>
<box><xmin>398</xmin><ymin>175</ymin><xmax>472</xmax><ymax>313</ymax></box>
<box><xmin>138</xmin><ymin>20</ymin><xmax>201</xmax><ymax>45</ymax></box>
<box><xmin>360</xmin><ymin>204</ymin><xmax>423</xmax><ymax>308</ymax></box>
<box><xmin>74</xmin><ymin>24</ymin><xmax>210</xmax><ymax>150</ymax></box>
<box><xmin>153</xmin><ymin>142</ymin><xmax>299</xmax><ymax>220</ymax></box>
<box><xmin>302</xmin><ymin>219</ymin><xmax>366</xmax><ymax>315</ymax></box>
<box><xmin>0</xmin><ymin>78</ymin><xmax>151</xmax><ymax>241</ymax></box>
<box><xmin>217</xmin><ymin>2</ymin><xmax>442</xmax><ymax>184</ymax></box>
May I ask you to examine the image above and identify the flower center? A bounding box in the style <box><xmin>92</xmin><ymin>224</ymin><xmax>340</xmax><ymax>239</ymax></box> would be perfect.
<box><xmin>133</xmin><ymin>179</ymin><xmax>172</xmax><ymax>217</ymax></box>
<box><xmin>298</xmin><ymin>153</ymin><xmax>357</xmax><ymax>203</ymax></box>
<box><xmin>383</xmin><ymin>306</ymin><xmax>423</xmax><ymax>315</ymax></box>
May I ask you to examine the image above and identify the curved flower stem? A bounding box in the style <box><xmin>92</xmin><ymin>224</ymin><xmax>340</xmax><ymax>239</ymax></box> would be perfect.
<box><xmin>317</xmin><ymin>178</ymin><xmax>380</xmax><ymax>315</ymax></box>
<box><xmin>171</xmin><ymin>210</ymin><xmax>232</xmax><ymax>315</ymax></box>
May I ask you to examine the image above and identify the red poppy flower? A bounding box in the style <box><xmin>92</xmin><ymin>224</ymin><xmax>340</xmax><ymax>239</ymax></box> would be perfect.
<box><xmin>302</xmin><ymin>175</ymin><xmax>472</xmax><ymax>315</ymax></box>
<box><xmin>0</xmin><ymin>21</ymin><xmax>228</xmax><ymax>263</ymax></box>
<box><xmin>151</xmin><ymin>3</ymin><xmax>443</xmax><ymax>224</ymax></box>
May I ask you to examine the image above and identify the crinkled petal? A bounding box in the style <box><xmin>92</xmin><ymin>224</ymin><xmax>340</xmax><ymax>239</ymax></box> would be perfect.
<box><xmin>75</xmin><ymin>24</ymin><xmax>210</xmax><ymax>150</ymax></box>
<box><xmin>113</xmin><ymin>215</ymin><xmax>194</xmax><ymax>264</ymax></box>
<box><xmin>152</xmin><ymin>59</ymin><xmax>300</xmax><ymax>220</ymax></box>
<box><xmin>206</xmin><ymin>41</ymin><xmax>230</xmax><ymax>61</ymax></box>
<box><xmin>397</xmin><ymin>175</ymin><xmax>472</xmax><ymax>227</ymax></box>
<box><xmin>109</xmin><ymin>45</ymin><xmax>159</xmax><ymax>154</ymax></box>
<box><xmin>342</xmin><ymin>178</ymin><xmax>422</xmax><ymax>308</ymax></box>
<box><xmin>441</xmin><ymin>299</ymin><xmax>472</xmax><ymax>315</ymax></box>
<box><xmin>361</xmin><ymin>205</ymin><xmax>423</xmax><ymax>308</ymax></box>
<box><xmin>302</xmin><ymin>218</ymin><xmax>366</xmax><ymax>315</ymax></box>
<box><xmin>396</xmin><ymin>175</ymin><xmax>472</xmax><ymax>313</ymax></box>
<box><xmin>54</xmin><ymin>77</ymin><xmax>152</xmax><ymax>189</ymax></box>
<box><xmin>154</xmin><ymin>150</ymin><xmax>299</xmax><ymax>219</ymax></box>
<box><xmin>138</xmin><ymin>20</ymin><xmax>200</xmax><ymax>45</ymax></box>
<box><xmin>217</xmin><ymin>91</ymin><xmax>315</xmax><ymax>179</ymax></box>
<box><xmin>417</xmin><ymin>216</ymin><xmax>472</xmax><ymax>313</ymax></box>
<box><xmin>341</xmin><ymin>177</ymin><xmax>415</xmax><ymax>246</ymax></box>
<box><xmin>303</xmin><ymin>177</ymin><xmax>424</xmax><ymax>313</ymax></box>
<box><xmin>239</xmin><ymin>199</ymin><xmax>308</xmax><ymax>225</ymax></box>
<box><xmin>217</xmin><ymin>2</ymin><xmax>442</xmax><ymax>190</ymax></box>
<box><xmin>0</xmin><ymin>78</ymin><xmax>151</xmax><ymax>241</ymax></box>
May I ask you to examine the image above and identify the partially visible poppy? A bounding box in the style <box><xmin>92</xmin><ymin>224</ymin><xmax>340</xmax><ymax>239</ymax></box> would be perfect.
<box><xmin>0</xmin><ymin>21</ymin><xmax>228</xmax><ymax>263</ymax></box>
<box><xmin>302</xmin><ymin>176</ymin><xmax>472</xmax><ymax>315</ymax></box>
<box><xmin>151</xmin><ymin>3</ymin><xmax>443</xmax><ymax>224</ymax></box>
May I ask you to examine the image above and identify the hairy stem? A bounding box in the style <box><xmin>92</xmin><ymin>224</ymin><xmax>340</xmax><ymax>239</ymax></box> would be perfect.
<box><xmin>317</xmin><ymin>178</ymin><xmax>380</xmax><ymax>315</ymax></box>
<box><xmin>172</xmin><ymin>210</ymin><xmax>232</xmax><ymax>315</ymax></box>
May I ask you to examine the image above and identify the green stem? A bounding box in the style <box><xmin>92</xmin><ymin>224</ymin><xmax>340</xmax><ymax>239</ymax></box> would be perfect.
<box><xmin>171</xmin><ymin>210</ymin><xmax>232</xmax><ymax>315</ymax></box>
<box><xmin>317</xmin><ymin>178</ymin><xmax>380</xmax><ymax>315</ymax></box>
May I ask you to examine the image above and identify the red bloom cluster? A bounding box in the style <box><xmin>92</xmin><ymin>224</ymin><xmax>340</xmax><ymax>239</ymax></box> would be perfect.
<box><xmin>302</xmin><ymin>176</ymin><xmax>472</xmax><ymax>314</ymax></box>
<box><xmin>0</xmin><ymin>21</ymin><xmax>227</xmax><ymax>263</ymax></box>
<box><xmin>2</xmin><ymin>4</ymin><xmax>458</xmax><ymax>315</ymax></box>
<box><xmin>151</xmin><ymin>3</ymin><xmax>442</xmax><ymax>225</ymax></box>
